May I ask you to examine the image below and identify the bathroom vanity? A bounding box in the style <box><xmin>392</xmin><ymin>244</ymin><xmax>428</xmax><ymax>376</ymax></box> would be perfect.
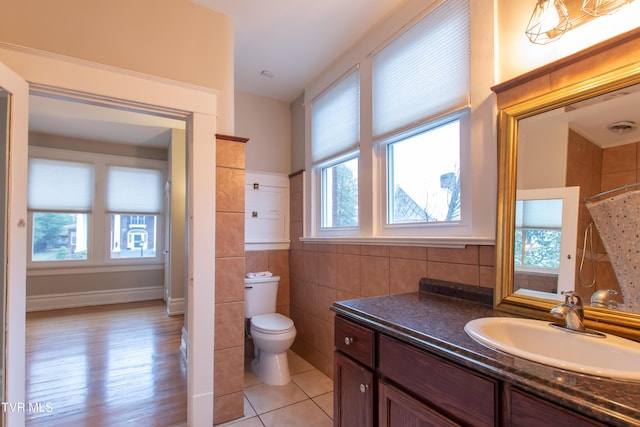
<box><xmin>331</xmin><ymin>287</ymin><xmax>640</xmax><ymax>427</ymax></box>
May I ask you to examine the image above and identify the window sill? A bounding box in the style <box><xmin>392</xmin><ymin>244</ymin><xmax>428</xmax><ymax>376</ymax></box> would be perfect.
<box><xmin>299</xmin><ymin>235</ymin><xmax>494</xmax><ymax>248</ymax></box>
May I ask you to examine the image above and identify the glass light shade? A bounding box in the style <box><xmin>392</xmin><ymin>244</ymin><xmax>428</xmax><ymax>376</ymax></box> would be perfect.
<box><xmin>581</xmin><ymin>0</ymin><xmax>634</xmax><ymax>16</ymax></box>
<box><xmin>525</xmin><ymin>0</ymin><xmax>571</xmax><ymax>44</ymax></box>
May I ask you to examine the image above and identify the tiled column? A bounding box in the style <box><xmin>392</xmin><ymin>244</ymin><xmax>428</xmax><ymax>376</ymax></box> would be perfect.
<box><xmin>213</xmin><ymin>134</ymin><xmax>248</xmax><ymax>424</ymax></box>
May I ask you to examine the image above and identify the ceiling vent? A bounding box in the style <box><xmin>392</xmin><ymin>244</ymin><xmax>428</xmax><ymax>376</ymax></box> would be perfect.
<box><xmin>607</xmin><ymin>120</ymin><xmax>637</xmax><ymax>135</ymax></box>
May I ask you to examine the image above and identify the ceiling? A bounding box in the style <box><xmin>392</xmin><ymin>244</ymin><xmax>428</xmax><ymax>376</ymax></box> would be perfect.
<box><xmin>523</xmin><ymin>84</ymin><xmax>640</xmax><ymax>149</ymax></box>
<box><xmin>28</xmin><ymin>95</ymin><xmax>185</xmax><ymax>148</ymax></box>
<box><xmin>190</xmin><ymin>0</ymin><xmax>407</xmax><ymax>102</ymax></box>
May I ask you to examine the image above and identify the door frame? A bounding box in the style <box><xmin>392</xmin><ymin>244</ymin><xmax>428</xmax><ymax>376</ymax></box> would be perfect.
<box><xmin>0</xmin><ymin>56</ymin><xmax>28</xmax><ymax>427</ymax></box>
<box><xmin>0</xmin><ymin>42</ymin><xmax>217</xmax><ymax>427</ymax></box>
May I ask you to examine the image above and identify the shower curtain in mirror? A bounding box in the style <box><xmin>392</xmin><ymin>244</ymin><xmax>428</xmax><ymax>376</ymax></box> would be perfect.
<box><xmin>585</xmin><ymin>190</ymin><xmax>640</xmax><ymax>313</ymax></box>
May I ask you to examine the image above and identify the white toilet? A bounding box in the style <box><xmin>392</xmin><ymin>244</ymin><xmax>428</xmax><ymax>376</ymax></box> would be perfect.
<box><xmin>244</xmin><ymin>275</ymin><xmax>297</xmax><ymax>385</ymax></box>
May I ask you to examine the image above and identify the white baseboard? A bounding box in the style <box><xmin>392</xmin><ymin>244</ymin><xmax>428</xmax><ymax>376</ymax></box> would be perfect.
<box><xmin>26</xmin><ymin>286</ymin><xmax>165</xmax><ymax>312</ymax></box>
<box><xmin>166</xmin><ymin>296</ymin><xmax>185</xmax><ymax>316</ymax></box>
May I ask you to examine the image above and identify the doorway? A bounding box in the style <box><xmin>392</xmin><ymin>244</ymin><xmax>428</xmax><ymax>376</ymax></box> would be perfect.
<box><xmin>24</xmin><ymin>94</ymin><xmax>187</xmax><ymax>424</ymax></box>
<box><xmin>0</xmin><ymin>47</ymin><xmax>217</xmax><ymax>427</ymax></box>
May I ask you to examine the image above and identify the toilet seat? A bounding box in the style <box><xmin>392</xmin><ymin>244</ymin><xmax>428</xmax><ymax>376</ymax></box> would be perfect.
<box><xmin>251</xmin><ymin>313</ymin><xmax>295</xmax><ymax>334</ymax></box>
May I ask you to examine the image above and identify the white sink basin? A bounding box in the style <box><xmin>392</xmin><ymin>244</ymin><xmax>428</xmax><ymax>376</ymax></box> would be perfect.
<box><xmin>464</xmin><ymin>317</ymin><xmax>640</xmax><ymax>381</ymax></box>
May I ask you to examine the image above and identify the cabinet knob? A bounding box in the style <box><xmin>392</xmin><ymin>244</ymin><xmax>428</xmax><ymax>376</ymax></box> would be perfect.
<box><xmin>344</xmin><ymin>337</ymin><xmax>354</xmax><ymax>346</ymax></box>
<box><xmin>252</xmin><ymin>211</ymin><xmax>258</xmax><ymax>218</ymax></box>
<box><xmin>359</xmin><ymin>384</ymin><xmax>369</xmax><ymax>393</ymax></box>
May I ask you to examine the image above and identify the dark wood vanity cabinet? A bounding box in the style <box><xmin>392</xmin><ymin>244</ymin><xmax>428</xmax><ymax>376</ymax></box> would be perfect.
<box><xmin>334</xmin><ymin>315</ymin><xmax>611</xmax><ymax>427</ymax></box>
<box><xmin>334</xmin><ymin>316</ymin><xmax>491</xmax><ymax>427</ymax></box>
<box><xmin>334</xmin><ymin>316</ymin><xmax>375</xmax><ymax>427</ymax></box>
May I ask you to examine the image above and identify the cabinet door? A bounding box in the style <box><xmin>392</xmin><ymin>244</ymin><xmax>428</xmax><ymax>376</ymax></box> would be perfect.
<box><xmin>334</xmin><ymin>351</ymin><xmax>374</xmax><ymax>427</ymax></box>
<box><xmin>379</xmin><ymin>382</ymin><xmax>461</xmax><ymax>427</ymax></box>
<box><xmin>245</xmin><ymin>172</ymin><xmax>289</xmax><ymax>245</ymax></box>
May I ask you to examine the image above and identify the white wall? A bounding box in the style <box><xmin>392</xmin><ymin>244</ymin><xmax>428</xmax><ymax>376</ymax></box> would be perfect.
<box><xmin>236</xmin><ymin>91</ymin><xmax>291</xmax><ymax>174</ymax></box>
<box><xmin>0</xmin><ymin>0</ymin><xmax>234</xmax><ymax>133</ymax></box>
<box><xmin>497</xmin><ymin>1</ymin><xmax>640</xmax><ymax>83</ymax></box>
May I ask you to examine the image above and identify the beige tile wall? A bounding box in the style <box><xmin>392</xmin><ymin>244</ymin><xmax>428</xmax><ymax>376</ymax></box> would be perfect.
<box><xmin>287</xmin><ymin>172</ymin><xmax>496</xmax><ymax>379</ymax></box>
<box><xmin>213</xmin><ymin>136</ymin><xmax>247</xmax><ymax>425</ymax></box>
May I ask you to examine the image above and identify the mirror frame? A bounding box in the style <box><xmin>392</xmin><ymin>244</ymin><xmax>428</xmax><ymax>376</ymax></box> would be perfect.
<box><xmin>495</xmin><ymin>60</ymin><xmax>640</xmax><ymax>341</ymax></box>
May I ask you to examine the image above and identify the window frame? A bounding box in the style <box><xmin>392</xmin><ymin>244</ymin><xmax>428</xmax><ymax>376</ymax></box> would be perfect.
<box><xmin>314</xmin><ymin>150</ymin><xmax>360</xmax><ymax>237</ymax></box>
<box><xmin>513</xmin><ymin>187</ymin><xmax>580</xmax><ymax>299</ymax></box>
<box><xmin>377</xmin><ymin>109</ymin><xmax>471</xmax><ymax>237</ymax></box>
<box><xmin>27</xmin><ymin>146</ymin><xmax>167</xmax><ymax>269</ymax></box>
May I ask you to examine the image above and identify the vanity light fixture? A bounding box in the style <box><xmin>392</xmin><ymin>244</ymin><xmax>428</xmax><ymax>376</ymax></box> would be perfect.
<box><xmin>525</xmin><ymin>0</ymin><xmax>571</xmax><ymax>44</ymax></box>
<box><xmin>581</xmin><ymin>0</ymin><xmax>635</xmax><ymax>16</ymax></box>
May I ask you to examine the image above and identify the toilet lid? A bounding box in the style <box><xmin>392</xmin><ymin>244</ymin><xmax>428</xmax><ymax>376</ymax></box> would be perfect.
<box><xmin>251</xmin><ymin>313</ymin><xmax>294</xmax><ymax>334</ymax></box>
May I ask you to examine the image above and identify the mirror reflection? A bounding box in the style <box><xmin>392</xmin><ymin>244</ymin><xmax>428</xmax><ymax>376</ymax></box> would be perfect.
<box><xmin>516</xmin><ymin>83</ymin><xmax>640</xmax><ymax>313</ymax></box>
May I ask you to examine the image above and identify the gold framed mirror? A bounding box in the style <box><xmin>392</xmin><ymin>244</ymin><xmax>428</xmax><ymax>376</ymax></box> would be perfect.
<box><xmin>495</xmin><ymin>57</ymin><xmax>640</xmax><ymax>341</ymax></box>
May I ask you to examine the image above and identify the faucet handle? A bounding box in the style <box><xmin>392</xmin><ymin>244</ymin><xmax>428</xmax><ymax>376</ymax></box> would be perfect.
<box><xmin>562</xmin><ymin>291</ymin><xmax>583</xmax><ymax>307</ymax></box>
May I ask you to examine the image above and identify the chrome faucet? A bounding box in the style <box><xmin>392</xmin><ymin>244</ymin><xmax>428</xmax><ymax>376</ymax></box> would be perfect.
<box><xmin>551</xmin><ymin>291</ymin><xmax>586</xmax><ymax>333</ymax></box>
<box><xmin>590</xmin><ymin>289</ymin><xmax>618</xmax><ymax>309</ymax></box>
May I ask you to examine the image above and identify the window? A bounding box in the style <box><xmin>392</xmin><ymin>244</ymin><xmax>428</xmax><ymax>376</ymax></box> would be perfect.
<box><xmin>32</xmin><ymin>212</ymin><xmax>88</xmax><ymax>261</ymax></box>
<box><xmin>514</xmin><ymin>187</ymin><xmax>580</xmax><ymax>297</ymax></box>
<box><xmin>106</xmin><ymin>166</ymin><xmax>163</xmax><ymax>259</ymax></box>
<box><xmin>110</xmin><ymin>214</ymin><xmax>157</xmax><ymax>258</ymax></box>
<box><xmin>374</xmin><ymin>0</ymin><xmax>469</xmax><ymax>231</ymax></box>
<box><xmin>386</xmin><ymin>118</ymin><xmax>461</xmax><ymax>225</ymax></box>
<box><xmin>28</xmin><ymin>158</ymin><xmax>93</xmax><ymax>263</ymax></box>
<box><xmin>514</xmin><ymin>198</ymin><xmax>563</xmax><ymax>270</ymax></box>
<box><xmin>27</xmin><ymin>148</ymin><xmax>166</xmax><ymax>267</ymax></box>
<box><xmin>305</xmin><ymin>0</ymin><xmax>494</xmax><ymax>243</ymax></box>
<box><xmin>321</xmin><ymin>156</ymin><xmax>358</xmax><ymax>228</ymax></box>
<box><xmin>311</xmin><ymin>68</ymin><xmax>360</xmax><ymax>231</ymax></box>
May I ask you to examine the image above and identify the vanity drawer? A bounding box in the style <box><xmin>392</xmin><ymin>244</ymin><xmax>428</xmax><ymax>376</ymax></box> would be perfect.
<box><xmin>379</xmin><ymin>334</ymin><xmax>496</xmax><ymax>427</ymax></box>
<box><xmin>335</xmin><ymin>316</ymin><xmax>375</xmax><ymax>368</ymax></box>
<box><xmin>510</xmin><ymin>388</ymin><xmax>607</xmax><ymax>427</ymax></box>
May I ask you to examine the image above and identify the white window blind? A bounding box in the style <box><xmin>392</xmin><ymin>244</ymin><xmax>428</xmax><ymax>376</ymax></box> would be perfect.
<box><xmin>372</xmin><ymin>0</ymin><xmax>470</xmax><ymax>139</ymax></box>
<box><xmin>28</xmin><ymin>158</ymin><xmax>93</xmax><ymax>211</ymax></box>
<box><xmin>311</xmin><ymin>68</ymin><xmax>360</xmax><ymax>163</ymax></box>
<box><xmin>106</xmin><ymin>166</ymin><xmax>163</xmax><ymax>214</ymax></box>
<box><xmin>515</xmin><ymin>199</ymin><xmax>563</xmax><ymax>228</ymax></box>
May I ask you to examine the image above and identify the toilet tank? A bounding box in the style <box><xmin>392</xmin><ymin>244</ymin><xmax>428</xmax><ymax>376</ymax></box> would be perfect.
<box><xmin>244</xmin><ymin>276</ymin><xmax>280</xmax><ymax>318</ymax></box>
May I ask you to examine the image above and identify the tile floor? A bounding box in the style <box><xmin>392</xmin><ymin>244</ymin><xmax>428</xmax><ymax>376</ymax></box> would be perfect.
<box><xmin>216</xmin><ymin>350</ymin><xmax>334</xmax><ymax>427</ymax></box>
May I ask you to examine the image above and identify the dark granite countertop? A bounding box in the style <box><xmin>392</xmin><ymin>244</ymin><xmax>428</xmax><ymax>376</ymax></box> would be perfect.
<box><xmin>331</xmin><ymin>287</ymin><xmax>640</xmax><ymax>426</ymax></box>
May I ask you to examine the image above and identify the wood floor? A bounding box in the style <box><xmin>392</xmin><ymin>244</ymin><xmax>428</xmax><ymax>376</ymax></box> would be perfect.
<box><xmin>25</xmin><ymin>300</ymin><xmax>187</xmax><ymax>427</ymax></box>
